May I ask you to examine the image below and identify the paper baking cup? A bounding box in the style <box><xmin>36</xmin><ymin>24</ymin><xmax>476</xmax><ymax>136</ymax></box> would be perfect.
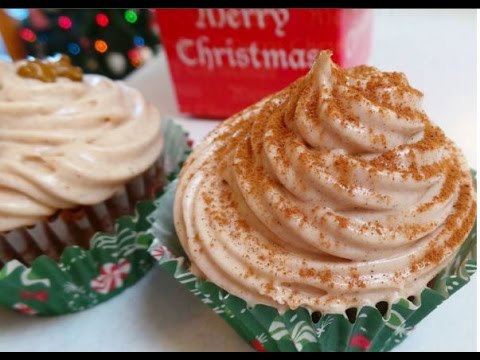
<box><xmin>0</xmin><ymin>119</ymin><xmax>191</xmax><ymax>316</ymax></box>
<box><xmin>148</xmin><ymin>175</ymin><xmax>477</xmax><ymax>352</ymax></box>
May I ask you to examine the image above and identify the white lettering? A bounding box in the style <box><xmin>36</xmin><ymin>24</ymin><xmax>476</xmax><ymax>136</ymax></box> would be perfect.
<box><xmin>261</xmin><ymin>48</ymin><xmax>288</xmax><ymax>69</ymax></box>
<box><xmin>176</xmin><ymin>38</ymin><xmax>197</xmax><ymax>66</ymax></box>
<box><xmin>175</xmin><ymin>36</ymin><xmax>318</xmax><ymax>72</ymax></box>
<box><xmin>252</xmin><ymin>9</ymin><xmax>267</xmax><ymax>29</ymax></box>
<box><xmin>215</xmin><ymin>9</ymin><xmax>226</xmax><ymax>28</ymax></box>
<box><xmin>249</xmin><ymin>42</ymin><xmax>262</xmax><ymax>69</ymax></box>
<box><xmin>225</xmin><ymin>38</ymin><xmax>236</xmax><ymax>67</ymax></box>
<box><xmin>195</xmin><ymin>9</ymin><xmax>225</xmax><ymax>29</ymax></box>
<box><xmin>267</xmin><ymin>9</ymin><xmax>289</xmax><ymax>37</ymax></box>
<box><xmin>240</xmin><ymin>9</ymin><xmax>256</xmax><ymax>29</ymax></box>
<box><xmin>195</xmin><ymin>8</ymin><xmax>290</xmax><ymax>37</ymax></box>
<box><xmin>235</xmin><ymin>48</ymin><xmax>250</xmax><ymax>68</ymax></box>
<box><xmin>195</xmin><ymin>9</ymin><xmax>207</xmax><ymax>29</ymax></box>
<box><xmin>225</xmin><ymin>9</ymin><xmax>241</xmax><ymax>29</ymax></box>
<box><xmin>288</xmin><ymin>49</ymin><xmax>306</xmax><ymax>69</ymax></box>
<box><xmin>197</xmin><ymin>36</ymin><xmax>213</xmax><ymax>70</ymax></box>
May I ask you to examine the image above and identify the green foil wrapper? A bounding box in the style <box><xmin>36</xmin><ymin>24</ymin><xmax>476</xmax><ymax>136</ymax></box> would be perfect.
<box><xmin>0</xmin><ymin>119</ymin><xmax>191</xmax><ymax>316</ymax></box>
<box><xmin>148</xmin><ymin>175</ymin><xmax>476</xmax><ymax>352</ymax></box>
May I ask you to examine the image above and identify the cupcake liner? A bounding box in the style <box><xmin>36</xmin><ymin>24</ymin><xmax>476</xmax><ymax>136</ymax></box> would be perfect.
<box><xmin>148</xmin><ymin>173</ymin><xmax>477</xmax><ymax>352</ymax></box>
<box><xmin>0</xmin><ymin>119</ymin><xmax>191</xmax><ymax>316</ymax></box>
<box><xmin>0</xmin><ymin>158</ymin><xmax>164</xmax><ymax>267</ymax></box>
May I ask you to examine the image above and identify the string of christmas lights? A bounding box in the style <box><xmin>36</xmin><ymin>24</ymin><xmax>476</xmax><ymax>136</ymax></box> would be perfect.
<box><xmin>19</xmin><ymin>9</ymin><xmax>160</xmax><ymax>79</ymax></box>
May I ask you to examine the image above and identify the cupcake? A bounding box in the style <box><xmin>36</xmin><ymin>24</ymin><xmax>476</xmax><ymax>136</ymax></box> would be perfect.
<box><xmin>149</xmin><ymin>50</ymin><xmax>476</xmax><ymax>351</ymax></box>
<box><xmin>0</xmin><ymin>55</ymin><xmax>190</xmax><ymax>315</ymax></box>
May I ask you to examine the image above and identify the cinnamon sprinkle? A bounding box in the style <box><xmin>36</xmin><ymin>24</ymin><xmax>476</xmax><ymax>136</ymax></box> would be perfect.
<box><xmin>348</xmin><ymin>269</ymin><xmax>366</xmax><ymax>289</ymax></box>
<box><xmin>410</xmin><ymin>182</ymin><xmax>476</xmax><ymax>272</ymax></box>
<box><xmin>298</xmin><ymin>268</ymin><xmax>333</xmax><ymax>283</ymax></box>
<box><xmin>193</xmin><ymin>53</ymin><xmax>476</xmax><ymax>299</ymax></box>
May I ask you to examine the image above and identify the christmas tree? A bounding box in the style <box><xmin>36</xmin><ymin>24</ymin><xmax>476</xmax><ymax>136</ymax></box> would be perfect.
<box><xmin>19</xmin><ymin>9</ymin><xmax>160</xmax><ymax>79</ymax></box>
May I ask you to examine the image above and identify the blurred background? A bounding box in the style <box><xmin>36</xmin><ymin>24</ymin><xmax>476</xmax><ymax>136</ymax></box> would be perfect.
<box><xmin>0</xmin><ymin>9</ymin><xmax>160</xmax><ymax>79</ymax></box>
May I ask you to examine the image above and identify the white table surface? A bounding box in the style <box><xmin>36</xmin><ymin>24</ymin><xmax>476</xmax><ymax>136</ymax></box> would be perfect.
<box><xmin>0</xmin><ymin>9</ymin><xmax>476</xmax><ymax>352</ymax></box>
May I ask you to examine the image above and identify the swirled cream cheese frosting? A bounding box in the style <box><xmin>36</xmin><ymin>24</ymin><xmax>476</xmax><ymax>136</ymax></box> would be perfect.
<box><xmin>174</xmin><ymin>51</ymin><xmax>476</xmax><ymax>314</ymax></box>
<box><xmin>0</xmin><ymin>58</ymin><xmax>163</xmax><ymax>233</ymax></box>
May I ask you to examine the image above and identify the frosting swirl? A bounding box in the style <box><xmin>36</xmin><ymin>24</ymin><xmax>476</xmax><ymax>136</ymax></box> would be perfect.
<box><xmin>174</xmin><ymin>51</ymin><xmax>476</xmax><ymax>314</ymax></box>
<box><xmin>0</xmin><ymin>59</ymin><xmax>163</xmax><ymax>232</ymax></box>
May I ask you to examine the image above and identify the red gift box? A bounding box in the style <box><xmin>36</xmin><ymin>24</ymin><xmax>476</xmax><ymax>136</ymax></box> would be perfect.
<box><xmin>156</xmin><ymin>9</ymin><xmax>373</xmax><ymax>118</ymax></box>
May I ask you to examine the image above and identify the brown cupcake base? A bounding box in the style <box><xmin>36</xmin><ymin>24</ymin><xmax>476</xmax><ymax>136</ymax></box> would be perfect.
<box><xmin>0</xmin><ymin>158</ymin><xmax>165</xmax><ymax>267</ymax></box>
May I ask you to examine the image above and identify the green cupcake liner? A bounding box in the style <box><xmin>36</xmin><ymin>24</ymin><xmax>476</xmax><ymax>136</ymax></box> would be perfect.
<box><xmin>0</xmin><ymin>119</ymin><xmax>191</xmax><ymax>316</ymax></box>
<box><xmin>148</xmin><ymin>174</ymin><xmax>477</xmax><ymax>352</ymax></box>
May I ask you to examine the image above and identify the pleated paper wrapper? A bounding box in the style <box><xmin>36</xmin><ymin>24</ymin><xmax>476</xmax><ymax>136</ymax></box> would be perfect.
<box><xmin>148</xmin><ymin>177</ymin><xmax>476</xmax><ymax>352</ymax></box>
<box><xmin>0</xmin><ymin>119</ymin><xmax>191</xmax><ymax>316</ymax></box>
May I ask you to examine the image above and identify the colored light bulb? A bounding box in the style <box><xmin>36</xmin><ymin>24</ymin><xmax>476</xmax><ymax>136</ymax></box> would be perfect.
<box><xmin>58</xmin><ymin>16</ymin><xmax>73</xmax><ymax>30</ymax></box>
<box><xmin>68</xmin><ymin>43</ymin><xmax>81</xmax><ymax>55</ymax></box>
<box><xmin>94</xmin><ymin>40</ymin><xmax>108</xmax><ymax>53</ymax></box>
<box><xmin>124</xmin><ymin>10</ymin><xmax>138</xmax><ymax>24</ymax></box>
<box><xmin>133</xmin><ymin>36</ymin><xmax>145</xmax><ymax>47</ymax></box>
<box><xmin>96</xmin><ymin>13</ymin><xmax>109</xmax><ymax>27</ymax></box>
<box><xmin>19</xmin><ymin>28</ymin><xmax>36</xmax><ymax>42</ymax></box>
